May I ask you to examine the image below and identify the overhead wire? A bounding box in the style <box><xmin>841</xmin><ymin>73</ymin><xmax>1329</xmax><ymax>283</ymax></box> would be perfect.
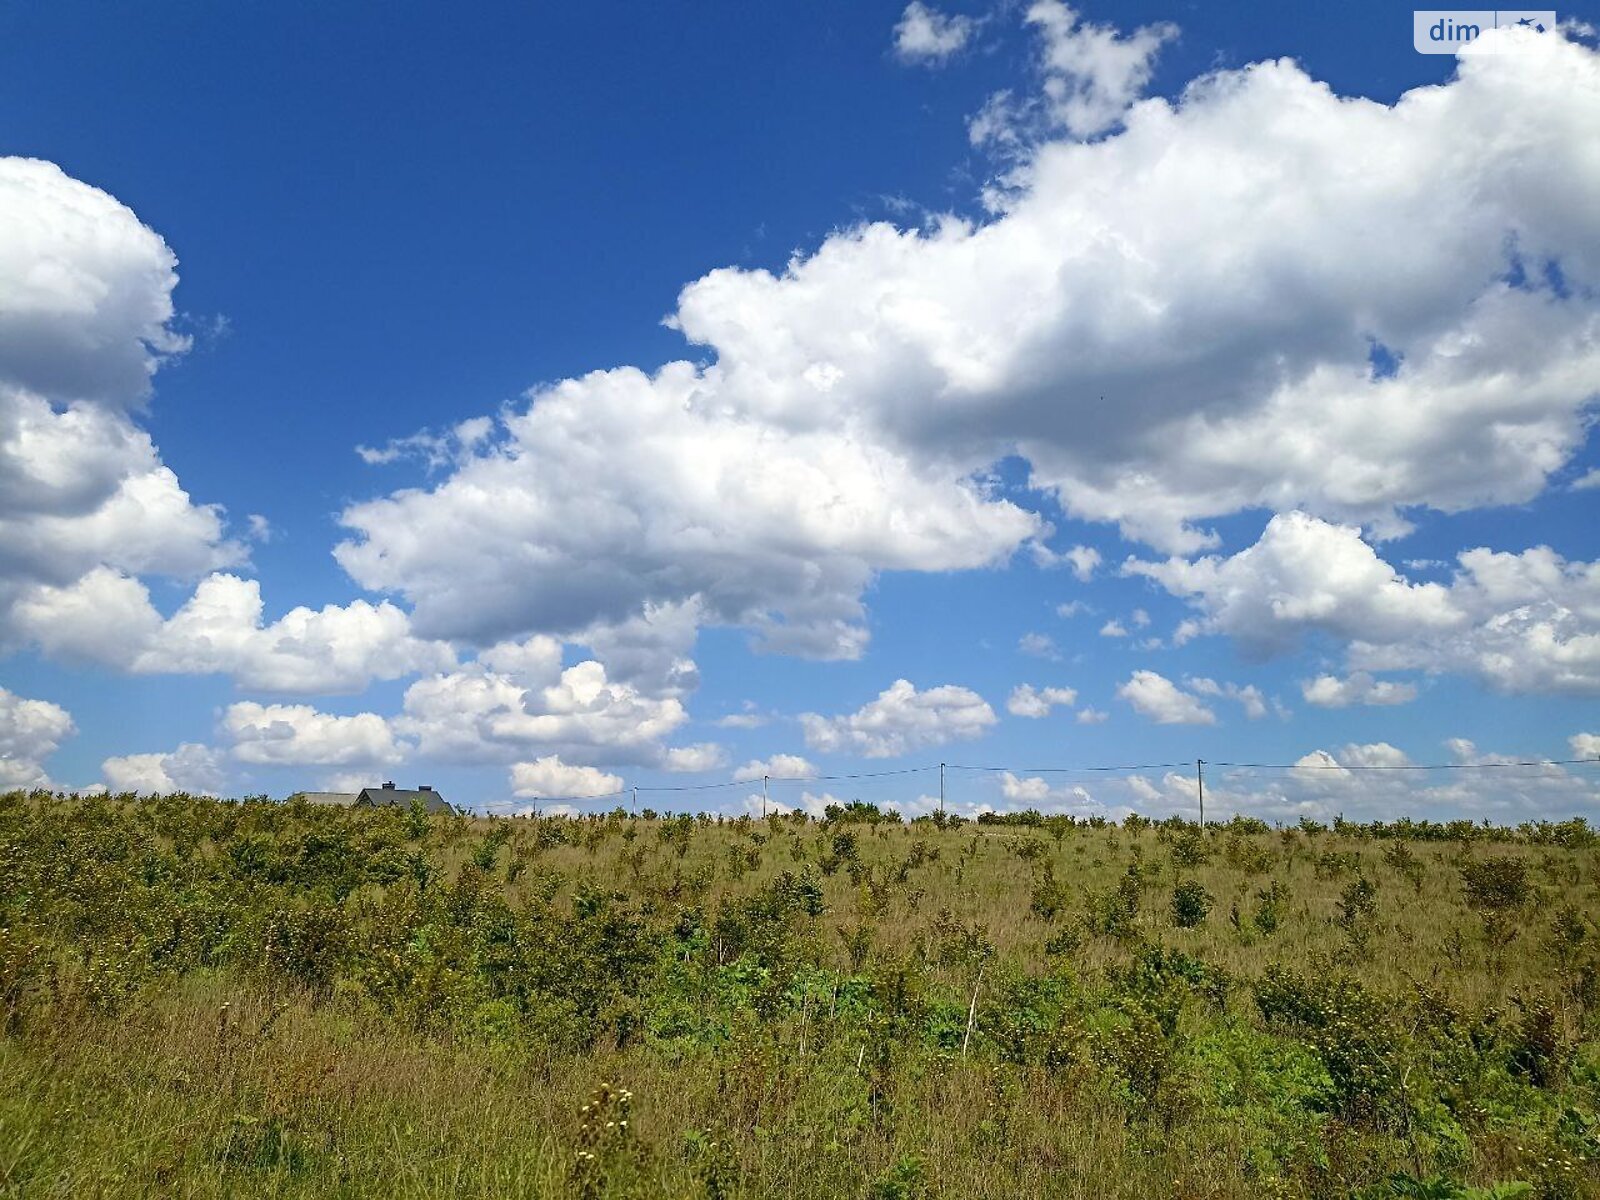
<box><xmin>461</xmin><ymin>755</ymin><xmax>1600</xmax><ymax>813</ymax></box>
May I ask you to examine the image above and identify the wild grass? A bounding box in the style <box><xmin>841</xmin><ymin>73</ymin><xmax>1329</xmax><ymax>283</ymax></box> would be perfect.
<box><xmin>1</xmin><ymin>790</ymin><xmax>1598</xmax><ymax>1198</ymax></box>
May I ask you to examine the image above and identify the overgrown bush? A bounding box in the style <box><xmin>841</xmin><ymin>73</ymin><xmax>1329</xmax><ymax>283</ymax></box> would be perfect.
<box><xmin>1170</xmin><ymin>880</ymin><xmax>1213</xmax><ymax>929</ymax></box>
<box><xmin>1085</xmin><ymin>869</ymin><xmax>1142</xmax><ymax>940</ymax></box>
<box><xmin>1460</xmin><ymin>856</ymin><xmax>1532</xmax><ymax>913</ymax></box>
<box><xmin>2</xmin><ymin>791</ymin><xmax>1596</xmax><ymax>1197</ymax></box>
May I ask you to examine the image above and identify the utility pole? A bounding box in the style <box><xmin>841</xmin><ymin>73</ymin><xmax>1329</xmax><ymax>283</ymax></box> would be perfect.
<box><xmin>631</xmin><ymin>786</ymin><xmax>637</xmax><ymax>815</ymax></box>
<box><xmin>939</xmin><ymin>762</ymin><xmax>946</xmax><ymax>815</ymax></box>
<box><xmin>1196</xmin><ymin>758</ymin><xmax>1205</xmax><ymax>827</ymax></box>
<box><xmin>762</xmin><ymin>774</ymin><xmax>769</xmax><ymax>820</ymax></box>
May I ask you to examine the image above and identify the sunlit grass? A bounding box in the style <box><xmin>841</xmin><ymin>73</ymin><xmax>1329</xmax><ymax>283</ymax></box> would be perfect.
<box><xmin>1</xmin><ymin>791</ymin><xmax>1597</xmax><ymax>1197</ymax></box>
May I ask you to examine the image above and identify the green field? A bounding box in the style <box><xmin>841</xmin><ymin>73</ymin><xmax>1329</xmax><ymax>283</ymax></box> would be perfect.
<box><xmin>2</xmin><ymin>790</ymin><xmax>1598</xmax><ymax>1198</ymax></box>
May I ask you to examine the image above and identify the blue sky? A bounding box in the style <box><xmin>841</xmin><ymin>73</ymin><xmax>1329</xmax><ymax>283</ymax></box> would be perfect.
<box><xmin>2</xmin><ymin>1</ymin><xmax>1598</xmax><ymax>819</ymax></box>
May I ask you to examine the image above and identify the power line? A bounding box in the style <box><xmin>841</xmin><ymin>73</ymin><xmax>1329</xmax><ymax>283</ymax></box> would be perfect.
<box><xmin>497</xmin><ymin>764</ymin><xmax>940</xmax><ymax>802</ymax></box>
<box><xmin>946</xmin><ymin>761</ymin><xmax>1193</xmax><ymax>775</ymax></box>
<box><xmin>458</xmin><ymin>755</ymin><xmax>1600</xmax><ymax>815</ymax></box>
<box><xmin>474</xmin><ymin>789</ymin><xmax>628</xmax><ymax>811</ymax></box>
<box><xmin>766</xmin><ymin>765</ymin><xmax>938</xmax><ymax>783</ymax></box>
<box><xmin>1213</xmin><ymin>756</ymin><xmax>1600</xmax><ymax>772</ymax></box>
<box><xmin>628</xmin><ymin>778</ymin><xmax>752</xmax><ymax>793</ymax></box>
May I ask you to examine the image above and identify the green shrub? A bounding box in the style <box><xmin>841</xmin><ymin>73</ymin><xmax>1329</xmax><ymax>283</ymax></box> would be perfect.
<box><xmin>1337</xmin><ymin>876</ymin><xmax>1378</xmax><ymax>931</ymax></box>
<box><xmin>1091</xmin><ymin>1004</ymin><xmax>1182</xmax><ymax>1118</ymax></box>
<box><xmin>1167</xmin><ymin>826</ymin><xmax>1211</xmax><ymax>869</ymax></box>
<box><xmin>1254</xmin><ymin>966</ymin><xmax>1397</xmax><ymax>1123</ymax></box>
<box><xmin>1383</xmin><ymin>841</ymin><xmax>1427</xmax><ymax>892</ymax></box>
<box><xmin>1085</xmin><ymin>868</ymin><xmax>1141</xmax><ymax>939</ymax></box>
<box><xmin>1506</xmin><ymin>993</ymin><xmax>1569</xmax><ymax>1088</ymax></box>
<box><xmin>1223</xmin><ymin>833</ymin><xmax>1273</xmax><ymax>875</ymax></box>
<box><xmin>1029</xmin><ymin>863</ymin><xmax>1070</xmax><ymax>923</ymax></box>
<box><xmin>1355</xmin><ymin>1178</ymin><xmax>1533</xmax><ymax>1199</ymax></box>
<box><xmin>1460</xmin><ymin>856</ymin><xmax>1532</xmax><ymax>912</ymax></box>
<box><xmin>1252</xmin><ymin>880</ymin><xmax>1291</xmax><ymax>936</ymax></box>
<box><xmin>867</xmin><ymin>1155</ymin><xmax>927</xmax><ymax>1200</ymax></box>
<box><xmin>1170</xmin><ymin>880</ymin><xmax>1213</xmax><ymax>928</ymax></box>
<box><xmin>259</xmin><ymin>900</ymin><xmax>348</xmax><ymax>996</ymax></box>
<box><xmin>1314</xmin><ymin>849</ymin><xmax>1360</xmax><ymax>879</ymax></box>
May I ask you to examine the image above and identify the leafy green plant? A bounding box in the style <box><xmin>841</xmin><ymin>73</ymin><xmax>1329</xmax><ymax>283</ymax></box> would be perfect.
<box><xmin>1167</xmin><ymin>825</ymin><xmax>1211</xmax><ymax>870</ymax></box>
<box><xmin>1223</xmin><ymin>832</ymin><xmax>1273</xmax><ymax>875</ymax></box>
<box><xmin>1383</xmin><ymin>841</ymin><xmax>1427</xmax><ymax>892</ymax></box>
<box><xmin>1355</xmin><ymin>1176</ymin><xmax>1532</xmax><ymax>1199</ymax></box>
<box><xmin>1460</xmin><ymin>856</ymin><xmax>1532</xmax><ymax>913</ymax></box>
<box><xmin>682</xmin><ymin>1128</ymin><xmax>736</xmax><ymax>1200</ymax></box>
<box><xmin>4</xmin><ymin>790</ymin><xmax>1599</xmax><ymax>1196</ymax></box>
<box><xmin>1337</xmin><ymin>876</ymin><xmax>1379</xmax><ymax>934</ymax></box>
<box><xmin>470</xmin><ymin>823</ymin><xmax>511</xmax><ymax>871</ymax></box>
<box><xmin>1545</xmin><ymin>905</ymin><xmax>1589</xmax><ymax>967</ymax></box>
<box><xmin>839</xmin><ymin>921</ymin><xmax>875</xmax><ymax>971</ymax></box>
<box><xmin>1085</xmin><ymin>868</ymin><xmax>1141</xmax><ymax>939</ymax></box>
<box><xmin>1170</xmin><ymin>880</ymin><xmax>1213</xmax><ymax>929</ymax></box>
<box><xmin>1092</xmin><ymin>1004</ymin><xmax>1182</xmax><ymax>1119</ymax></box>
<box><xmin>1030</xmin><ymin>863</ymin><xmax>1070</xmax><ymax>923</ymax></box>
<box><xmin>1044</xmin><ymin>925</ymin><xmax>1082</xmax><ymax>957</ymax></box>
<box><xmin>1254</xmin><ymin>965</ymin><xmax>1397</xmax><ymax>1123</ymax></box>
<box><xmin>1507</xmin><ymin>993</ymin><xmax>1569</xmax><ymax>1088</ymax></box>
<box><xmin>570</xmin><ymin>1082</ymin><xmax>636</xmax><ymax>1200</ymax></box>
<box><xmin>867</xmin><ymin>1154</ymin><xmax>927</xmax><ymax>1200</ymax></box>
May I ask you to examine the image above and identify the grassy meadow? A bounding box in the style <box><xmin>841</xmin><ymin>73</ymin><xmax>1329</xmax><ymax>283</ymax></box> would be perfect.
<box><xmin>2</xmin><ymin>790</ymin><xmax>1599</xmax><ymax>1198</ymax></box>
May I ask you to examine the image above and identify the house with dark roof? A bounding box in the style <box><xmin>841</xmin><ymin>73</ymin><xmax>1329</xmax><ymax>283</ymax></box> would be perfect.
<box><xmin>355</xmin><ymin>781</ymin><xmax>453</xmax><ymax>814</ymax></box>
<box><xmin>288</xmin><ymin>782</ymin><xmax>452</xmax><ymax>814</ymax></box>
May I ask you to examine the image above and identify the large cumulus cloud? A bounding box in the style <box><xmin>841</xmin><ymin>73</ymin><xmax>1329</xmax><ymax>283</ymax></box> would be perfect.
<box><xmin>0</xmin><ymin>158</ymin><xmax>245</xmax><ymax>649</ymax></box>
<box><xmin>335</xmin><ymin>29</ymin><xmax>1600</xmax><ymax>668</ymax></box>
<box><xmin>0</xmin><ymin>686</ymin><xmax>75</xmax><ymax>789</ymax></box>
<box><xmin>1130</xmin><ymin>511</ymin><xmax>1600</xmax><ymax>695</ymax></box>
<box><xmin>337</xmin><ymin>362</ymin><xmax>1040</xmax><ymax>659</ymax></box>
<box><xmin>0</xmin><ymin>156</ymin><xmax>456</xmax><ymax>696</ymax></box>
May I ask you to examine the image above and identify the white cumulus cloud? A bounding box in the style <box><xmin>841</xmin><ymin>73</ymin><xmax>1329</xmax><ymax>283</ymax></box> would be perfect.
<box><xmin>1023</xmin><ymin>0</ymin><xmax>1177</xmax><ymax>139</ymax></box>
<box><xmin>662</xmin><ymin>743</ymin><xmax>727</xmax><ymax>772</ymax></box>
<box><xmin>396</xmin><ymin>644</ymin><xmax>687</xmax><ymax>767</ymax></box>
<box><xmin>1006</xmin><ymin>682</ymin><xmax>1078</xmax><ymax>717</ymax></box>
<box><xmin>0</xmin><ymin>686</ymin><xmax>74</xmax><ymax>789</ymax></box>
<box><xmin>311</xmin><ymin>31</ymin><xmax>1600</xmax><ymax>687</ymax></box>
<box><xmin>12</xmin><ymin>569</ymin><xmax>455</xmax><ymax>694</ymax></box>
<box><xmin>997</xmin><ymin>770</ymin><xmax>1108</xmax><ymax>815</ymax></box>
<box><xmin>800</xmin><ymin>679</ymin><xmax>997</xmax><ymax>758</ymax></box>
<box><xmin>336</xmin><ymin>363</ymin><xmax>1038</xmax><ymax>662</ymax></box>
<box><xmin>1301</xmin><ymin>671</ymin><xmax>1419</xmax><ymax>708</ymax></box>
<box><xmin>0</xmin><ymin>157</ymin><xmax>248</xmax><ymax>659</ymax></box>
<box><xmin>1064</xmin><ymin>544</ymin><xmax>1101</xmax><ymax>580</ymax></box>
<box><xmin>1185</xmin><ymin>676</ymin><xmax>1268</xmax><ymax>719</ymax></box>
<box><xmin>222</xmin><ymin>702</ymin><xmax>405</xmax><ymax>767</ymax></box>
<box><xmin>1018</xmin><ymin>631</ymin><xmax>1061</xmax><ymax>659</ymax></box>
<box><xmin>510</xmin><ymin>756</ymin><xmax>624</xmax><ymax>799</ymax></box>
<box><xmin>1115</xmin><ymin>669</ymin><xmax>1216</xmax><ymax>725</ymax></box>
<box><xmin>1132</xmin><ymin>511</ymin><xmax>1600</xmax><ymax>694</ymax></box>
<box><xmin>102</xmin><ymin>742</ymin><xmax>224</xmax><ymax>796</ymax></box>
<box><xmin>0</xmin><ymin>157</ymin><xmax>189</xmax><ymax>406</ymax></box>
<box><xmin>894</xmin><ymin>2</ymin><xmax>975</xmax><ymax>65</ymax></box>
<box><xmin>733</xmin><ymin>753</ymin><xmax>817</xmax><ymax>782</ymax></box>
